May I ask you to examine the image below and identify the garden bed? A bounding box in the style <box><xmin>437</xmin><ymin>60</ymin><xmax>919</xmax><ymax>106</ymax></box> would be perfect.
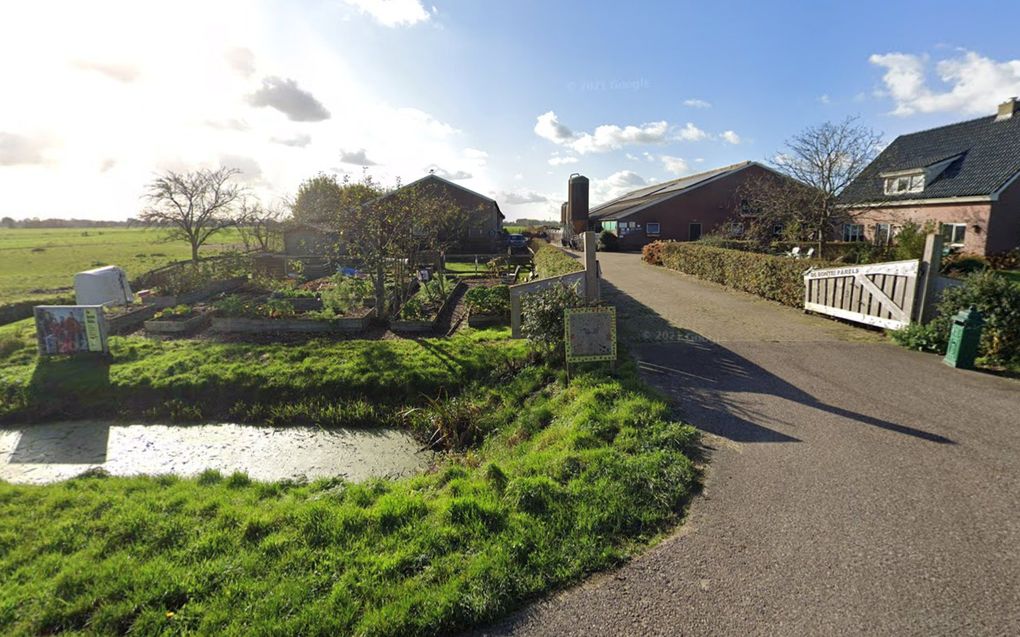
<box><xmin>105</xmin><ymin>304</ymin><xmax>160</xmax><ymax>334</ymax></box>
<box><xmin>148</xmin><ymin>276</ymin><xmax>248</xmax><ymax>307</ymax></box>
<box><xmin>391</xmin><ymin>280</ymin><xmax>466</xmax><ymax>333</ymax></box>
<box><xmin>465</xmin><ymin>284</ymin><xmax>510</xmax><ymax>328</ymax></box>
<box><xmin>143</xmin><ymin>308</ymin><xmax>212</xmax><ymax>335</ymax></box>
<box><xmin>211</xmin><ymin>308</ymin><xmax>373</xmax><ymax>334</ymax></box>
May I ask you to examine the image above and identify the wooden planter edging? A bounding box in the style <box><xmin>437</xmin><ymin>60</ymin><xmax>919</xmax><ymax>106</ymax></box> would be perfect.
<box><xmin>150</xmin><ymin>277</ymin><xmax>248</xmax><ymax>308</ymax></box>
<box><xmin>144</xmin><ymin>312</ymin><xmax>211</xmax><ymax>335</ymax></box>
<box><xmin>467</xmin><ymin>313</ymin><xmax>507</xmax><ymax>328</ymax></box>
<box><xmin>268</xmin><ymin>294</ymin><xmax>323</xmax><ymax>312</ymax></box>
<box><xmin>107</xmin><ymin>305</ymin><xmax>160</xmax><ymax>335</ymax></box>
<box><xmin>210</xmin><ymin>309</ymin><xmax>372</xmax><ymax>334</ymax></box>
<box><xmin>391</xmin><ymin>281</ymin><xmax>466</xmax><ymax>334</ymax></box>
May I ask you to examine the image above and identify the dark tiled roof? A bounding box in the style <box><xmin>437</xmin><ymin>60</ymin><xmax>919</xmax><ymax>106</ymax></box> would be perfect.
<box><xmin>840</xmin><ymin>113</ymin><xmax>1020</xmax><ymax>203</ymax></box>
<box><xmin>589</xmin><ymin>161</ymin><xmax>755</xmax><ymax>221</ymax></box>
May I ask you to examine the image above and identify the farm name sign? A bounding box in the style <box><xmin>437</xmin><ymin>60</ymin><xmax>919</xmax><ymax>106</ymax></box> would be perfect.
<box><xmin>34</xmin><ymin>305</ymin><xmax>109</xmax><ymax>356</ymax></box>
<box><xmin>564</xmin><ymin>306</ymin><xmax>617</xmax><ymax>363</ymax></box>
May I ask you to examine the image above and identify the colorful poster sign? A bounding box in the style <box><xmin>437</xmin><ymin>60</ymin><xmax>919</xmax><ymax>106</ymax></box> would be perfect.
<box><xmin>34</xmin><ymin>306</ymin><xmax>109</xmax><ymax>356</ymax></box>
<box><xmin>564</xmin><ymin>306</ymin><xmax>617</xmax><ymax>363</ymax></box>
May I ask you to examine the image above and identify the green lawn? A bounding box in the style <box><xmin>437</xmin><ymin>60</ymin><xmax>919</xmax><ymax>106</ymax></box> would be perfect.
<box><xmin>997</xmin><ymin>270</ymin><xmax>1020</xmax><ymax>286</ymax></box>
<box><xmin>0</xmin><ymin>328</ymin><xmax>700</xmax><ymax>635</ymax></box>
<box><xmin>0</xmin><ymin>228</ymin><xmax>245</xmax><ymax>305</ymax></box>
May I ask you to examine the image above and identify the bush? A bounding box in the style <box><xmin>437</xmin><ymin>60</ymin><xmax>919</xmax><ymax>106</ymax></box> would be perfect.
<box><xmin>641</xmin><ymin>241</ymin><xmax>666</xmax><ymax>266</ymax></box>
<box><xmin>889</xmin><ymin>322</ymin><xmax>944</xmax><ymax>353</ymax></box>
<box><xmin>942</xmin><ymin>254</ymin><xmax>989</xmax><ymax>277</ymax></box>
<box><xmin>521</xmin><ymin>282</ymin><xmax>585</xmax><ymax>358</ymax></box>
<box><xmin>932</xmin><ymin>270</ymin><xmax>1020</xmax><ymax>364</ymax></box>
<box><xmin>644</xmin><ymin>241</ymin><xmax>834</xmax><ymax>307</ymax></box>
<box><xmin>464</xmin><ymin>285</ymin><xmax>510</xmax><ymax>316</ymax></box>
<box><xmin>320</xmin><ymin>276</ymin><xmax>372</xmax><ymax>316</ymax></box>
<box><xmin>145</xmin><ymin>255</ymin><xmax>249</xmax><ymax>296</ymax></box>
<box><xmin>597</xmin><ymin>230</ymin><xmax>620</xmax><ymax>252</ymax></box>
<box><xmin>533</xmin><ymin>243</ymin><xmax>584</xmax><ymax>279</ymax></box>
<box><xmin>988</xmin><ymin>248</ymin><xmax>1020</xmax><ymax>271</ymax></box>
<box><xmin>891</xmin><ymin>220</ymin><xmax>935</xmax><ymax>261</ymax></box>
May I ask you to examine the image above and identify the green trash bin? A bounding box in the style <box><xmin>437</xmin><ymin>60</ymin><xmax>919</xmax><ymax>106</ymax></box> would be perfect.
<box><xmin>943</xmin><ymin>306</ymin><xmax>984</xmax><ymax>370</ymax></box>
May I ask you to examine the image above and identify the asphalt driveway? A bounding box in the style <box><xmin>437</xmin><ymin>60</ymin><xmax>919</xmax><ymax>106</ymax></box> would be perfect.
<box><xmin>478</xmin><ymin>251</ymin><xmax>1020</xmax><ymax>636</ymax></box>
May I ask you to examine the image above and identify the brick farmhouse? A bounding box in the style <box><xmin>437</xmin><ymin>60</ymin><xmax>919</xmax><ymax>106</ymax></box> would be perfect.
<box><xmin>840</xmin><ymin>98</ymin><xmax>1020</xmax><ymax>256</ymax></box>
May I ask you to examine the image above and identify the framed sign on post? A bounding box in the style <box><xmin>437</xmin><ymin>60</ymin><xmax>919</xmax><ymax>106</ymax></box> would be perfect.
<box><xmin>34</xmin><ymin>305</ymin><xmax>109</xmax><ymax>356</ymax></box>
<box><xmin>564</xmin><ymin>306</ymin><xmax>617</xmax><ymax>373</ymax></box>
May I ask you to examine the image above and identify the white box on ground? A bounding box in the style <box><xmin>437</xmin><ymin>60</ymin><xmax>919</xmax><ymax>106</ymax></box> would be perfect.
<box><xmin>73</xmin><ymin>265</ymin><xmax>134</xmax><ymax>306</ymax></box>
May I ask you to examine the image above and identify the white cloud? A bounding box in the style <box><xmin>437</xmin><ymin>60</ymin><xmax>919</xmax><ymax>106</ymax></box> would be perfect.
<box><xmin>676</xmin><ymin>122</ymin><xmax>708</xmax><ymax>142</ymax></box>
<box><xmin>344</xmin><ymin>0</ymin><xmax>431</xmax><ymax>27</ymax></box>
<box><xmin>683</xmin><ymin>98</ymin><xmax>712</xmax><ymax>109</ymax></box>
<box><xmin>818</xmin><ymin>94</ymin><xmax>831</xmax><ymax>105</ymax></box>
<box><xmin>870</xmin><ymin>50</ymin><xmax>1020</xmax><ymax>116</ymax></box>
<box><xmin>721</xmin><ymin>130</ymin><xmax>741</xmax><ymax>144</ymax></box>
<box><xmin>660</xmin><ymin>155</ymin><xmax>689</xmax><ymax>176</ymax></box>
<box><xmin>548</xmin><ymin>155</ymin><xmax>578</xmax><ymax>166</ymax></box>
<box><xmin>534</xmin><ymin>111</ymin><xmax>671</xmax><ymax>154</ymax></box>
<box><xmin>591</xmin><ymin>170</ymin><xmax>647</xmax><ymax>204</ymax></box>
<box><xmin>73</xmin><ymin>59</ymin><xmax>140</xmax><ymax>83</ymax></box>
<box><xmin>0</xmin><ymin>132</ymin><xmax>49</xmax><ymax>165</ymax></box>
<box><xmin>426</xmin><ymin>166</ymin><xmax>472</xmax><ymax>180</ymax></box>
<box><xmin>499</xmin><ymin>190</ymin><xmax>549</xmax><ymax>205</ymax></box>
<box><xmin>271</xmin><ymin>134</ymin><xmax>311</xmax><ymax>147</ymax></box>
<box><xmin>463</xmin><ymin>148</ymin><xmax>488</xmax><ymax>159</ymax></box>
<box><xmin>225</xmin><ymin>47</ymin><xmax>256</xmax><ymax>77</ymax></box>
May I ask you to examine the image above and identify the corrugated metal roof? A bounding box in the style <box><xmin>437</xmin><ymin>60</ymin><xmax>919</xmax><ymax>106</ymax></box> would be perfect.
<box><xmin>589</xmin><ymin>161</ymin><xmax>754</xmax><ymax>220</ymax></box>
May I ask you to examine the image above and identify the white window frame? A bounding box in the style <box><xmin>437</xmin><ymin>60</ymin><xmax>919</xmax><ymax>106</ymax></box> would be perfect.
<box><xmin>941</xmin><ymin>223</ymin><xmax>966</xmax><ymax>247</ymax></box>
<box><xmin>842</xmin><ymin>223</ymin><xmax>865</xmax><ymax>242</ymax></box>
<box><xmin>884</xmin><ymin>173</ymin><xmax>924</xmax><ymax>195</ymax></box>
<box><xmin>646</xmin><ymin>222</ymin><xmax>661</xmax><ymax>236</ymax></box>
<box><xmin>874</xmin><ymin>223</ymin><xmax>892</xmax><ymax>245</ymax></box>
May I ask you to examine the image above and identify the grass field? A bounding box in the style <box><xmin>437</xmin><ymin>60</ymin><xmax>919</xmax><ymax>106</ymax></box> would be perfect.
<box><xmin>0</xmin><ymin>325</ymin><xmax>700</xmax><ymax>635</ymax></box>
<box><xmin>0</xmin><ymin>228</ymin><xmax>244</xmax><ymax>305</ymax></box>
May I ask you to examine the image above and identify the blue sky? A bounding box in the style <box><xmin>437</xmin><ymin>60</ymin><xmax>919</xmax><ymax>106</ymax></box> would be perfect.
<box><xmin>3</xmin><ymin>0</ymin><xmax>1020</xmax><ymax>220</ymax></box>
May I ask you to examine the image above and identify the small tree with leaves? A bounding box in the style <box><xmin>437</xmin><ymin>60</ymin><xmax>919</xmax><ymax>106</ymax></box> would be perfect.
<box><xmin>741</xmin><ymin>117</ymin><xmax>882</xmax><ymax>258</ymax></box>
<box><xmin>140</xmin><ymin>167</ymin><xmax>244</xmax><ymax>263</ymax></box>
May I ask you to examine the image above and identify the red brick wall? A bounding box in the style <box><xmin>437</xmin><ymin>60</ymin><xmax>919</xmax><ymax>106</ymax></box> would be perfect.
<box><xmin>852</xmin><ymin>203</ymin><xmax>993</xmax><ymax>255</ymax></box>
<box><xmin>610</xmin><ymin>164</ymin><xmax>777</xmax><ymax>249</ymax></box>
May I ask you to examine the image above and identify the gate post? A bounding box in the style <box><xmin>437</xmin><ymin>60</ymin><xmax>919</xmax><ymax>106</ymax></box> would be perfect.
<box><xmin>916</xmin><ymin>233</ymin><xmax>944</xmax><ymax>324</ymax></box>
<box><xmin>582</xmin><ymin>231</ymin><xmax>599</xmax><ymax>302</ymax></box>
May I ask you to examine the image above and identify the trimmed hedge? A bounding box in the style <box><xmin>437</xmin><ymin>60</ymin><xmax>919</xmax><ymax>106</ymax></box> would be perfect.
<box><xmin>533</xmin><ymin>242</ymin><xmax>584</xmax><ymax>279</ymax></box>
<box><xmin>643</xmin><ymin>241</ymin><xmax>837</xmax><ymax>308</ymax></box>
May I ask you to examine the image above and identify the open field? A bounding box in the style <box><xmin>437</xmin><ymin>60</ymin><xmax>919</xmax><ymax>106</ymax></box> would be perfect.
<box><xmin>0</xmin><ymin>324</ymin><xmax>699</xmax><ymax>635</ymax></box>
<box><xmin>0</xmin><ymin>228</ymin><xmax>245</xmax><ymax>305</ymax></box>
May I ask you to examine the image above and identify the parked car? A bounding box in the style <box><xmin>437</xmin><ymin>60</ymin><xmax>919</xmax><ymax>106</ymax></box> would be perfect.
<box><xmin>507</xmin><ymin>234</ymin><xmax>528</xmax><ymax>250</ymax></box>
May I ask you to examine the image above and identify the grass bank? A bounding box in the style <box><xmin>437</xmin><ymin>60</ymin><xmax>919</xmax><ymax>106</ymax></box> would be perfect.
<box><xmin>0</xmin><ymin>353</ymin><xmax>699</xmax><ymax>635</ymax></box>
<box><xmin>0</xmin><ymin>321</ymin><xmax>530</xmax><ymax>427</ymax></box>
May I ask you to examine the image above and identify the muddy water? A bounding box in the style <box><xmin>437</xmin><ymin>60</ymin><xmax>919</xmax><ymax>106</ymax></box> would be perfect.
<box><xmin>0</xmin><ymin>421</ymin><xmax>433</xmax><ymax>485</ymax></box>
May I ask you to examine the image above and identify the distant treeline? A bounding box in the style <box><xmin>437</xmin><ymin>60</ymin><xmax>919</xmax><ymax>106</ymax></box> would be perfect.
<box><xmin>0</xmin><ymin>217</ymin><xmax>141</xmax><ymax>229</ymax></box>
<box><xmin>508</xmin><ymin>218</ymin><xmax>558</xmax><ymax>227</ymax></box>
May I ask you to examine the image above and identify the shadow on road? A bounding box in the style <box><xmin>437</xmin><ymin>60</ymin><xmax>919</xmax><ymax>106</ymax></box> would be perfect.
<box><xmin>603</xmin><ymin>279</ymin><xmax>955</xmax><ymax>445</ymax></box>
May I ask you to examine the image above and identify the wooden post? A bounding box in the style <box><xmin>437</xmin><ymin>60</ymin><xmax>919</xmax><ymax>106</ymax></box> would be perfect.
<box><xmin>916</xmin><ymin>233</ymin><xmax>943</xmax><ymax>324</ymax></box>
<box><xmin>510</xmin><ymin>290</ymin><xmax>523</xmax><ymax>338</ymax></box>
<box><xmin>582</xmin><ymin>231</ymin><xmax>599</xmax><ymax>302</ymax></box>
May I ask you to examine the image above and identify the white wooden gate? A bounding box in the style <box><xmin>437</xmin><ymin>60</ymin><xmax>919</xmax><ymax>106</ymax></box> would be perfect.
<box><xmin>803</xmin><ymin>259</ymin><xmax>920</xmax><ymax>330</ymax></box>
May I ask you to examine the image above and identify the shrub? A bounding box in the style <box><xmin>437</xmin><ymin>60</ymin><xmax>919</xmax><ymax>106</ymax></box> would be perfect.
<box><xmin>988</xmin><ymin>248</ymin><xmax>1020</xmax><ymax>271</ymax></box>
<box><xmin>644</xmin><ymin>241</ymin><xmax>833</xmax><ymax>307</ymax></box>
<box><xmin>464</xmin><ymin>285</ymin><xmax>510</xmax><ymax>316</ymax></box>
<box><xmin>932</xmin><ymin>270</ymin><xmax>1020</xmax><ymax>363</ymax></box>
<box><xmin>152</xmin><ymin>305</ymin><xmax>193</xmax><ymax>320</ymax></box>
<box><xmin>146</xmin><ymin>254</ymin><xmax>249</xmax><ymax>296</ymax></box>
<box><xmin>942</xmin><ymin>254</ymin><xmax>989</xmax><ymax>277</ymax></box>
<box><xmin>891</xmin><ymin>220</ymin><xmax>936</xmax><ymax>261</ymax></box>
<box><xmin>521</xmin><ymin>282</ymin><xmax>586</xmax><ymax>359</ymax></box>
<box><xmin>597</xmin><ymin>230</ymin><xmax>620</xmax><ymax>252</ymax></box>
<box><xmin>641</xmin><ymin>241</ymin><xmax>666</xmax><ymax>266</ymax></box>
<box><xmin>889</xmin><ymin>322</ymin><xmax>944</xmax><ymax>353</ymax></box>
<box><xmin>533</xmin><ymin>243</ymin><xmax>584</xmax><ymax>279</ymax></box>
<box><xmin>321</xmin><ymin>276</ymin><xmax>372</xmax><ymax>316</ymax></box>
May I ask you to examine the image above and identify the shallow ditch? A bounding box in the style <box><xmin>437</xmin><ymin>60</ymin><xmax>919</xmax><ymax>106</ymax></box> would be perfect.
<box><xmin>0</xmin><ymin>421</ymin><xmax>434</xmax><ymax>485</ymax></box>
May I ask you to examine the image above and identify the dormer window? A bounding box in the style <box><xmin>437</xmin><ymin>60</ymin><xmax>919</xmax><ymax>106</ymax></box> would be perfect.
<box><xmin>884</xmin><ymin>173</ymin><xmax>924</xmax><ymax>195</ymax></box>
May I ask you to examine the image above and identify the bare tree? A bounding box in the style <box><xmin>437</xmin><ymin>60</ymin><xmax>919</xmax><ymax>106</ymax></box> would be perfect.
<box><xmin>140</xmin><ymin>167</ymin><xmax>244</xmax><ymax>263</ymax></box>
<box><xmin>235</xmin><ymin>197</ymin><xmax>284</xmax><ymax>252</ymax></box>
<box><xmin>742</xmin><ymin>117</ymin><xmax>882</xmax><ymax>257</ymax></box>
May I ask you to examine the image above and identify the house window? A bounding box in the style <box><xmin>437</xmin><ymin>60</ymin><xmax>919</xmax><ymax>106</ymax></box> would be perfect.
<box><xmin>689</xmin><ymin>223</ymin><xmax>702</xmax><ymax>241</ymax></box>
<box><xmin>874</xmin><ymin>223</ymin><xmax>892</xmax><ymax>245</ymax></box>
<box><xmin>941</xmin><ymin>223</ymin><xmax>966</xmax><ymax>247</ymax></box>
<box><xmin>725</xmin><ymin>222</ymin><xmax>744</xmax><ymax>237</ymax></box>
<box><xmin>884</xmin><ymin>173</ymin><xmax>924</xmax><ymax>195</ymax></box>
<box><xmin>772</xmin><ymin>223</ymin><xmax>785</xmax><ymax>237</ymax></box>
<box><xmin>842</xmin><ymin>223</ymin><xmax>865</xmax><ymax>242</ymax></box>
<box><xmin>646</xmin><ymin>222</ymin><xmax>661</xmax><ymax>236</ymax></box>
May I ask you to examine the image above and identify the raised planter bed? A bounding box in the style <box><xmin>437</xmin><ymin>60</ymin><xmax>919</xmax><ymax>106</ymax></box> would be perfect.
<box><xmin>391</xmin><ymin>281</ymin><xmax>466</xmax><ymax>334</ymax></box>
<box><xmin>467</xmin><ymin>313</ymin><xmax>507</xmax><ymax>328</ymax></box>
<box><xmin>149</xmin><ymin>277</ymin><xmax>248</xmax><ymax>308</ymax></box>
<box><xmin>106</xmin><ymin>305</ymin><xmax>160</xmax><ymax>335</ymax></box>
<box><xmin>268</xmin><ymin>294</ymin><xmax>323</xmax><ymax>312</ymax></box>
<box><xmin>210</xmin><ymin>308</ymin><xmax>372</xmax><ymax>334</ymax></box>
<box><xmin>144</xmin><ymin>311</ymin><xmax>211</xmax><ymax>335</ymax></box>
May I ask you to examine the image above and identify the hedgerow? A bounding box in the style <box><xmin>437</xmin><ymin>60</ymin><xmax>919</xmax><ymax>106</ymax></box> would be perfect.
<box><xmin>642</xmin><ymin>241</ymin><xmax>836</xmax><ymax>308</ymax></box>
<box><xmin>533</xmin><ymin>243</ymin><xmax>584</xmax><ymax>279</ymax></box>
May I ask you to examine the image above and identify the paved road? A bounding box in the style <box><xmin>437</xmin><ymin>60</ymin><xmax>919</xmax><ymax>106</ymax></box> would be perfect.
<box><xmin>479</xmin><ymin>252</ymin><xmax>1020</xmax><ymax>636</ymax></box>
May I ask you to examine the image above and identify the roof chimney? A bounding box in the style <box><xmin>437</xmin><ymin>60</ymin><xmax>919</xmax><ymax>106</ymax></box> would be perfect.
<box><xmin>995</xmin><ymin>97</ymin><xmax>1019</xmax><ymax>121</ymax></box>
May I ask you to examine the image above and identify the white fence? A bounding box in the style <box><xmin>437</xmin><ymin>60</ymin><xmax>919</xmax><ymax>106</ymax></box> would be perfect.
<box><xmin>804</xmin><ymin>259</ymin><xmax>920</xmax><ymax>330</ymax></box>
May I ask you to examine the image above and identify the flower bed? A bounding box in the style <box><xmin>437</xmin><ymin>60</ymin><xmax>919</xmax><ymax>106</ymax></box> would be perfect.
<box><xmin>147</xmin><ymin>276</ymin><xmax>248</xmax><ymax>308</ymax></box>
